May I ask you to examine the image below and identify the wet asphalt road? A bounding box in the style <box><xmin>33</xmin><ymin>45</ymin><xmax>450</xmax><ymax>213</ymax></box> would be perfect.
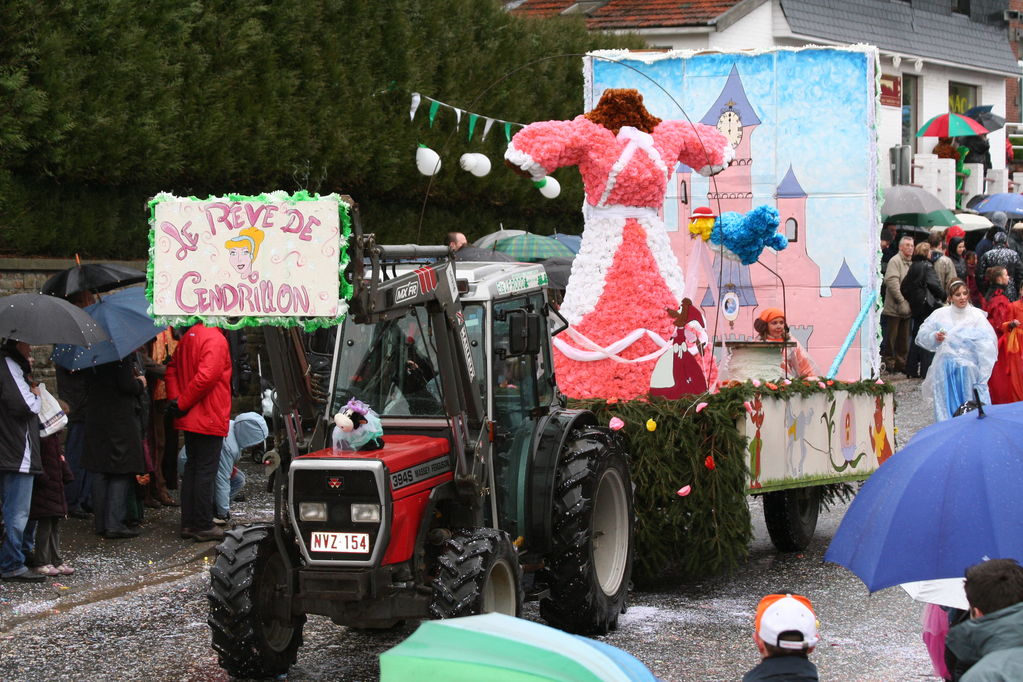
<box><xmin>0</xmin><ymin>377</ymin><xmax>940</xmax><ymax>681</ymax></box>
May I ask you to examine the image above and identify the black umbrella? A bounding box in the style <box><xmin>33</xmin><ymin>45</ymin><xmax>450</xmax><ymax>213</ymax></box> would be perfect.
<box><xmin>454</xmin><ymin>245</ymin><xmax>513</xmax><ymax>262</ymax></box>
<box><xmin>0</xmin><ymin>293</ymin><xmax>110</xmax><ymax>346</ymax></box>
<box><xmin>540</xmin><ymin>256</ymin><xmax>574</xmax><ymax>289</ymax></box>
<box><xmin>964</xmin><ymin>105</ymin><xmax>1005</xmax><ymax>133</ymax></box>
<box><xmin>966</xmin><ymin>194</ymin><xmax>990</xmax><ymax>210</ymax></box>
<box><xmin>41</xmin><ymin>262</ymin><xmax>146</xmax><ymax>298</ymax></box>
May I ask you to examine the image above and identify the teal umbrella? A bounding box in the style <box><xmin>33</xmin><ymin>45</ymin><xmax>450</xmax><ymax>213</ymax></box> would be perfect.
<box><xmin>379</xmin><ymin>613</ymin><xmax>660</xmax><ymax>682</ymax></box>
<box><xmin>494</xmin><ymin>233</ymin><xmax>575</xmax><ymax>262</ymax></box>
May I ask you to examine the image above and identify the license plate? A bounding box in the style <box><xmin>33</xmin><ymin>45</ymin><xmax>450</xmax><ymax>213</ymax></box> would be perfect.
<box><xmin>310</xmin><ymin>532</ymin><xmax>370</xmax><ymax>553</ymax></box>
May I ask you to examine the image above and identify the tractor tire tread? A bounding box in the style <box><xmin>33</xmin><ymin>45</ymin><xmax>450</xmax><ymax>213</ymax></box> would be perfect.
<box><xmin>207</xmin><ymin>524</ymin><xmax>305</xmax><ymax>679</ymax></box>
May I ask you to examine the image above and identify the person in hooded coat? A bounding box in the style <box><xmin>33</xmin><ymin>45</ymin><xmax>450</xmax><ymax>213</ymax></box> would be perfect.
<box><xmin>0</xmin><ymin>339</ymin><xmax>43</xmax><ymax>582</ymax></box>
<box><xmin>177</xmin><ymin>412</ymin><xmax>267</xmax><ymax>522</ymax></box>
<box><xmin>979</xmin><ymin>231</ymin><xmax>1022</xmax><ymax>301</ymax></box>
<box><xmin>916</xmin><ymin>280</ymin><xmax>997</xmax><ymax>421</ymax></box>
<box><xmin>82</xmin><ymin>356</ymin><xmax>147</xmax><ymax>539</ymax></box>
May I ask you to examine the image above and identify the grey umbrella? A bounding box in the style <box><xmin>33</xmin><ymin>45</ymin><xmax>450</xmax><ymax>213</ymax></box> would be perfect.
<box><xmin>0</xmin><ymin>293</ymin><xmax>110</xmax><ymax>346</ymax></box>
<box><xmin>454</xmin><ymin>245</ymin><xmax>513</xmax><ymax>262</ymax></box>
<box><xmin>540</xmin><ymin>256</ymin><xmax>574</xmax><ymax>289</ymax></box>
<box><xmin>881</xmin><ymin>185</ymin><xmax>947</xmax><ymax>218</ymax></box>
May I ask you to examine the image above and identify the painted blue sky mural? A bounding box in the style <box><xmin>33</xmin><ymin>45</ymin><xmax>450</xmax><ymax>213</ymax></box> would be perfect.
<box><xmin>589</xmin><ymin>48</ymin><xmax>876</xmax><ymax>298</ymax></box>
<box><xmin>588</xmin><ymin>47</ymin><xmax>880</xmax><ymax>379</ymax></box>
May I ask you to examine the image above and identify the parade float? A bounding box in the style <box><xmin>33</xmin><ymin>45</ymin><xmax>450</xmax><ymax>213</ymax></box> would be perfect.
<box><xmin>504</xmin><ymin>45</ymin><xmax>895</xmax><ymax>582</ymax></box>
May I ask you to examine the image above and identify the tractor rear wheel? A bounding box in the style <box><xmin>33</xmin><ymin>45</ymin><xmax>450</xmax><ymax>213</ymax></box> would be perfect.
<box><xmin>763</xmin><ymin>486</ymin><xmax>821</xmax><ymax>552</ymax></box>
<box><xmin>540</xmin><ymin>427</ymin><xmax>634</xmax><ymax>635</ymax></box>
<box><xmin>208</xmin><ymin>525</ymin><xmax>306</xmax><ymax>678</ymax></box>
<box><xmin>430</xmin><ymin>527</ymin><xmax>523</xmax><ymax>618</ymax></box>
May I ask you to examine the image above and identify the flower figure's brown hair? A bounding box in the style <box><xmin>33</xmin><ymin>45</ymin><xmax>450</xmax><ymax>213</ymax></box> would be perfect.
<box><xmin>584</xmin><ymin>88</ymin><xmax>662</xmax><ymax>134</ymax></box>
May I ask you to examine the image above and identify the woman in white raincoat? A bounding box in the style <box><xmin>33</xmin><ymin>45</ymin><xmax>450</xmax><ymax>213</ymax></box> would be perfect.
<box><xmin>916</xmin><ymin>280</ymin><xmax>997</xmax><ymax>421</ymax></box>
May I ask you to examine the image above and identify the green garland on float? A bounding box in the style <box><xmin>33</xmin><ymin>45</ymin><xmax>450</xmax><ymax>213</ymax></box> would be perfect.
<box><xmin>571</xmin><ymin>378</ymin><xmax>894</xmax><ymax>585</ymax></box>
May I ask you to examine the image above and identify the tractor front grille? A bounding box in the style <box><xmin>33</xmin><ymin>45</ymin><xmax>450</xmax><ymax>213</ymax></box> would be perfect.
<box><xmin>289</xmin><ymin>458</ymin><xmax>390</xmax><ymax>567</ymax></box>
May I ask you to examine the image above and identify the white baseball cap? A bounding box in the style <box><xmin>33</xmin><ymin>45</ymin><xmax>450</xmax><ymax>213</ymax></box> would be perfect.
<box><xmin>755</xmin><ymin>594</ymin><xmax>819</xmax><ymax>650</ymax></box>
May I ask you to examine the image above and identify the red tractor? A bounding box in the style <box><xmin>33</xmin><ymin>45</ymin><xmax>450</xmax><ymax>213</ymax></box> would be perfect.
<box><xmin>207</xmin><ymin>205</ymin><xmax>636</xmax><ymax>678</ymax></box>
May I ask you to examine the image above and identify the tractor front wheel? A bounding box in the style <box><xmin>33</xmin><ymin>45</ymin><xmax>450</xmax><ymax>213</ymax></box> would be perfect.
<box><xmin>430</xmin><ymin>527</ymin><xmax>523</xmax><ymax>619</ymax></box>
<box><xmin>208</xmin><ymin>525</ymin><xmax>306</xmax><ymax>678</ymax></box>
<box><xmin>540</xmin><ymin>427</ymin><xmax>634</xmax><ymax>635</ymax></box>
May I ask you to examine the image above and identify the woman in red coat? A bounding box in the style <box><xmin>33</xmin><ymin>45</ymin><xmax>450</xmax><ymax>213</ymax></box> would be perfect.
<box><xmin>985</xmin><ymin>266</ymin><xmax>1023</xmax><ymax>404</ymax></box>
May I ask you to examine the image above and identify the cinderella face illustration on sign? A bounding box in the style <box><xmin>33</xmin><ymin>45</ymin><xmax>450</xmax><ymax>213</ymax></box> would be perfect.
<box><xmin>224</xmin><ymin>226</ymin><xmax>265</xmax><ymax>282</ymax></box>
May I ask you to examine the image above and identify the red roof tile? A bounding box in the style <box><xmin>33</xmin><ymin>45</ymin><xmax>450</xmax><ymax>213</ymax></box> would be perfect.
<box><xmin>508</xmin><ymin>0</ymin><xmax>743</xmax><ymax>28</ymax></box>
<box><xmin>588</xmin><ymin>0</ymin><xmax>743</xmax><ymax>28</ymax></box>
<box><xmin>508</xmin><ymin>0</ymin><xmax>577</xmax><ymax>17</ymax></box>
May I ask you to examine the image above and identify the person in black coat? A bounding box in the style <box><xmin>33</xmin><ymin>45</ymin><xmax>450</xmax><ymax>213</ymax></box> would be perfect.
<box><xmin>82</xmin><ymin>356</ymin><xmax>147</xmax><ymax>539</ymax></box>
<box><xmin>901</xmin><ymin>241</ymin><xmax>946</xmax><ymax>379</ymax></box>
<box><xmin>29</xmin><ymin>432</ymin><xmax>74</xmax><ymax>575</ymax></box>
<box><xmin>948</xmin><ymin>236</ymin><xmax>967</xmax><ymax>280</ymax></box>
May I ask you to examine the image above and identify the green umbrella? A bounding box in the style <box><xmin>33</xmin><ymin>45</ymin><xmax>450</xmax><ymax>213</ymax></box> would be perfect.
<box><xmin>379</xmin><ymin>613</ymin><xmax>658</xmax><ymax>682</ymax></box>
<box><xmin>493</xmin><ymin>232</ymin><xmax>575</xmax><ymax>262</ymax></box>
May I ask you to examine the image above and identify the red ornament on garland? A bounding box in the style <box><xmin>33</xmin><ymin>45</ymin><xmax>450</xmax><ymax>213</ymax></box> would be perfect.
<box><xmin>704</xmin><ymin>455</ymin><xmax>716</xmax><ymax>470</ymax></box>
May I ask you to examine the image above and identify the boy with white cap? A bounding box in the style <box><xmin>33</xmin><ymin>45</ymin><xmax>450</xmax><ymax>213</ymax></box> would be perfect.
<box><xmin>743</xmin><ymin>592</ymin><xmax>820</xmax><ymax>681</ymax></box>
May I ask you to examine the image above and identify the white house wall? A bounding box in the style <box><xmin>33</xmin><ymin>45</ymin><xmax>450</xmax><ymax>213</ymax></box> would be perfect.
<box><xmin>615</xmin><ymin>0</ymin><xmax>1008</xmax><ymax>193</ymax></box>
<box><xmin>876</xmin><ymin>60</ymin><xmax>1005</xmax><ymax>190</ymax></box>
<box><xmin>710</xmin><ymin>1</ymin><xmax>777</xmax><ymax>51</ymax></box>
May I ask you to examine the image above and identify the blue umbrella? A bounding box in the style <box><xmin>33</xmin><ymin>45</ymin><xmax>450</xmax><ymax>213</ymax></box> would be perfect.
<box><xmin>972</xmin><ymin>193</ymin><xmax>1023</xmax><ymax>219</ymax></box>
<box><xmin>824</xmin><ymin>402</ymin><xmax>1023</xmax><ymax>592</ymax></box>
<box><xmin>550</xmin><ymin>232</ymin><xmax>582</xmax><ymax>254</ymax></box>
<box><xmin>51</xmin><ymin>287</ymin><xmax>164</xmax><ymax>370</ymax></box>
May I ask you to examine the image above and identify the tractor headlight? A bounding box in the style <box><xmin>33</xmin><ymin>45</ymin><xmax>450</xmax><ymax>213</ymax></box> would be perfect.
<box><xmin>299</xmin><ymin>502</ymin><xmax>327</xmax><ymax>522</ymax></box>
<box><xmin>351</xmin><ymin>503</ymin><xmax>381</xmax><ymax>523</ymax></box>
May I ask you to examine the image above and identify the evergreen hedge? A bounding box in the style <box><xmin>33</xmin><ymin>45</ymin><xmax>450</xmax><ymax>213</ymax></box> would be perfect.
<box><xmin>1</xmin><ymin>1</ymin><xmax>645</xmax><ymax>258</ymax></box>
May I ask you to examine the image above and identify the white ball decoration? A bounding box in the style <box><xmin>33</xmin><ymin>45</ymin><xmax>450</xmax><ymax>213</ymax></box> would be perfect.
<box><xmin>416</xmin><ymin>145</ymin><xmax>442</xmax><ymax>176</ymax></box>
<box><xmin>459</xmin><ymin>153</ymin><xmax>492</xmax><ymax>177</ymax></box>
<box><xmin>535</xmin><ymin>176</ymin><xmax>561</xmax><ymax>199</ymax></box>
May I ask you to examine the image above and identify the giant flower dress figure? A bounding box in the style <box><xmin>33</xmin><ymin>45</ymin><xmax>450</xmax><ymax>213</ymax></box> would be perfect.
<box><xmin>915</xmin><ymin>280</ymin><xmax>997</xmax><ymax>421</ymax></box>
<box><xmin>505</xmin><ymin>88</ymin><xmax>733</xmax><ymax>399</ymax></box>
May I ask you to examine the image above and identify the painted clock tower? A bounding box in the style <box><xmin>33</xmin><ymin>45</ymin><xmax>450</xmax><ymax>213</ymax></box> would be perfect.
<box><xmin>695</xmin><ymin>64</ymin><xmax>763</xmax><ymax>317</ymax></box>
<box><xmin>699</xmin><ymin>64</ymin><xmax>761</xmax><ymax>214</ymax></box>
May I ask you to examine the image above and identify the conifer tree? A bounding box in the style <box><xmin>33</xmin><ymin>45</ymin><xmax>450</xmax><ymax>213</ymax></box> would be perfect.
<box><xmin>0</xmin><ymin>0</ymin><xmax>645</xmax><ymax>257</ymax></box>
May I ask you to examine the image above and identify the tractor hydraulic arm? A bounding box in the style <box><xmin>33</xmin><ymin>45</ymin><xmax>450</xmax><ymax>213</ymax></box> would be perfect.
<box><xmin>344</xmin><ymin>207</ymin><xmax>487</xmax><ymax>493</ymax></box>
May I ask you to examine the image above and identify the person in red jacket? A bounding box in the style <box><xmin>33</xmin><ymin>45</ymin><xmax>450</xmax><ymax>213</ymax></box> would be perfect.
<box><xmin>165</xmin><ymin>323</ymin><xmax>232</xmax><ymax>542</ymax></box>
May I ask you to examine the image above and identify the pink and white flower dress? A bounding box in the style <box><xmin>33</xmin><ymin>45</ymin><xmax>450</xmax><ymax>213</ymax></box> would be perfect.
<box><xmin>506</xmin><ymin>115</ymin><xmax>732</xmax><ymax>399</ymax></box>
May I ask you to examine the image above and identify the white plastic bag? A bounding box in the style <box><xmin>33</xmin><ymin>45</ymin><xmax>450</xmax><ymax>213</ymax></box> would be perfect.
<box><xmin>37</xmin><ymin>382</ymin><xmax>68</xmax><ymax>437</ymax></box>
